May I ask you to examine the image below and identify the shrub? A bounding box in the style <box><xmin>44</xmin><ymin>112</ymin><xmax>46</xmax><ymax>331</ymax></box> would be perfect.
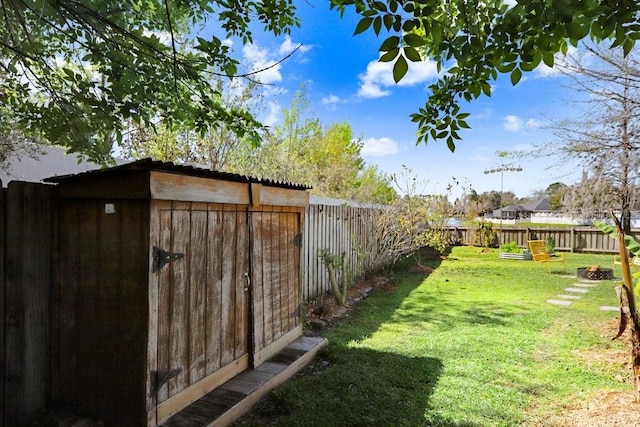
<box><xmin>499</xmin><ymin>241</ymin><xmax>522</xmax><ymax>253</ymax></box>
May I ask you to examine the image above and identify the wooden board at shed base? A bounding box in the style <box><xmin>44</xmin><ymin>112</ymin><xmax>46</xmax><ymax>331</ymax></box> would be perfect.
<box><xmin>160</xmin><ymin>336</ymin><xmax>327</xmax><ymax>427</ymax></box>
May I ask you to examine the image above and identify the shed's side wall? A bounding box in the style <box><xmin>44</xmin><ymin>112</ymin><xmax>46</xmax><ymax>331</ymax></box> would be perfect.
<box><xmin>54</xmin><ymin>198</ymin><xmax>149</xmax><ymax>426</ymax></box>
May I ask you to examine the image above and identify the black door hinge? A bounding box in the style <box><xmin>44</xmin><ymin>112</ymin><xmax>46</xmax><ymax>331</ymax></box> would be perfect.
<box><xmin>153</xmin><ymin>246</ymin><xmax>184</xmax><ymax>272</ymax></box>
<box><xmin>151</xmin><ymin>368</ymin><xmax>182</xmax><ymax>396</ymax></box>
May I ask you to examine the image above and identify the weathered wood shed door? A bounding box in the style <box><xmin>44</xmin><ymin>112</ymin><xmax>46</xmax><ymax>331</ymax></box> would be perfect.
<box><xmin>152</xmin><ymin>202</ymin><xmax>250</xmax><ymax>422</ymax></box>
<box><xmin>250</xmin><ymin>207</ymin><xmax>303</xmax><ymax>366</ymax></box>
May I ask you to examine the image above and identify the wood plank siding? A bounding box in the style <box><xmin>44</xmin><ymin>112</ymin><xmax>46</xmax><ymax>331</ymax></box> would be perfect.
<box><xmin>3</xmin><ymin>182</ymin><xmax>56</xmax><ymax>426</ymax></box>
<box><xmin>303</xmin><ymin>203</ymin><xmax>384</xmax><ymax>300</ymax></box>
<box><xmin>55</xmin><ymin>198</ymin><xmax>149</xmax><ymax>426</ymax></box>
<box><xmin>250</xmin><ymin>207</ymin><xmax>304</xmax><ymax>367</ymax></box>
<box><xmin>153</xmin><ymin>201</ymin><xmax>252</xmax><ymax>423</ymax></box>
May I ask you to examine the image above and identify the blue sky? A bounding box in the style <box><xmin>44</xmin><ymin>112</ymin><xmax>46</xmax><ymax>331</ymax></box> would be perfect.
<box><xmin>215</xmin><ymin>2</ymin><xmax>585</xmax><ymax>200</ymax></box>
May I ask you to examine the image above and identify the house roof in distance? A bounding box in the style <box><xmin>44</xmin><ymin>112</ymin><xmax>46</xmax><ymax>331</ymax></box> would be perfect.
<box><xmin>1</xmin><ymin>145</ymin><xmax>130</xmax><ymax>187</ymax></box>
<box><xmin>522</xmin><ymin>197</ymin><xmax>552</xmax><ymax>211</ymax></box>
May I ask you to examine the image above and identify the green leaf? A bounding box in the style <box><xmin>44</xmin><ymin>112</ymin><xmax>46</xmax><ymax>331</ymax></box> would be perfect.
<box><xmin>372</xmin><ymin>1</ymin><xmax>386</xmax><ymax>12</ymax></box>
<box><xmin>402</xmin><ymin>20</ymin><xmax>415</xmax><ymax>32</ymax></box>
<box><xmin>496</xmin><ymin>62</ymin><xmax>516</xmax><ymax>73</ymax></box>
<box><xmin>380</xmin><ymin>36</ymin><xmax>400</xmax><ymax>52</ymax></box>
<box><xmin>403</xmin><ymin>33</ymin><xmax>423</xmax><ymax>48</ymax></box>
<box><xmin>542</xmin><ymin>51</ymin><xmax>555</xmax><ymax>68</ymax></box>
<box><xmin>224</xmin><ymin>62</ymin><xmax>237</xmax><ymax>77</ymax></box>
<box><xmin>446</xmin><ymin>136</ymin><xmax>456</xmax><ymax>152</ymax></box>
<box><xmin>595</xmin><ymin>220</ymin><xmax>640</xmax><ymax>257</ymax></box>
<box><xmin>623</xmin><ymin>37</ymin><xmax>634</xmax><ymax>57</ymax></box>
<box><xmin>510</xmin><ymin>68</ymin><xmax>522</xmax><ymax>85</ymax></box>
<box><xmin>354</xmin><ymin>17</ymin><xmax>373</xmax><ymax>35</ymax></box>
<box><xmin>373</xmin><ymin>16</ymin><xmax>382</xmax><ymax>35</ymax></box>
<box><xmin>481</xmin><ymin>82</ymin><xmax>491</xmax><ymax>96</ymax></box>
<box><xmin>380</xmin><ymin>48</ymin><xmax>399</xmax><ymax>62</ymax></box>
<box><xmin>404</xmin><ymin>46</ymin><xmax>421</xmax><ymax>62</ymax></box>
<box><xmin>383</xmin><ymin>14</ymin><xmax>394</xmax><ymax>31</ymax></box>
<box><xmin>393</xmin><ymin>55</ymin><xmax>408</xmax><ymax>82</ymax></box>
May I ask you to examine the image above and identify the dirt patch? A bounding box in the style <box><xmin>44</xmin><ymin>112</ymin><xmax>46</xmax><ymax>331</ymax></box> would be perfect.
<box><xmin>528</xmin><ymin>317</ymin><xmax>640</xmax><ymax>426</ymax></box>
<box><xmin>528</xmin><ymin>391</ymin><xmax>640</xmax><ymax>426</ymax></box>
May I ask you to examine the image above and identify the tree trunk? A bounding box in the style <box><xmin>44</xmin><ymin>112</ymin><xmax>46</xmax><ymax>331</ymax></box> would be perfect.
<box><xmin>633</xmin><ymin>325</ymin><xmax>640</xmax><ymax>402</ymax></box>
<box><xmin>614</xmin><ymin>215</ymin><xmax>640</xmax><ymax>401</ymax></box>
<box><xmin>324</xmin><ymin>254</ymin><xmax>347</xmax><ymax>306</ymax></box>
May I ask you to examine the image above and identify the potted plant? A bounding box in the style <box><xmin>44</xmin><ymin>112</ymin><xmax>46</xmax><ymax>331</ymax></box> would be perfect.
<box><xmin>498</xmin><ymin>241</ymin><xmax>533</xmax><ymax>260</ymax></box>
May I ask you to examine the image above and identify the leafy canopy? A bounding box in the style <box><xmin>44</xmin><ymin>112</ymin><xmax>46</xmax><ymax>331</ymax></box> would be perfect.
<box><xmin>4</xmin><ymin>0</ymin><xmax>639</xmax><ymax>162</ymax></box>
<box><xmin>330</xmin><ymin>0</ymin><xmax>640</xmax><ymax>151</ymax></box>
<box><xmin>0</xmin><ymin>0</ymin><xmax>298</xmax><ymax>164</ymax></box>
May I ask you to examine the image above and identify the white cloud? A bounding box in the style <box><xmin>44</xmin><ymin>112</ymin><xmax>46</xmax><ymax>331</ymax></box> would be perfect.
<box><xmin>357</xmin><ymin>57</ymin><xmax>439</xmax><ymax>99</ymax></box>
<box><xmin>243</xmin><ymin>43</ymin><xmax>282</xmax><ymax>84</ymax></box>
<box><xmin>322</xmin><ymin>94</ymin><xmax>342</xmax><ymax>105</ymax></box>
<box><xmin>358</xmin><ymin>79</ymin><xmax>391</xmax><ymax>98</ymax></box>
<box><xmin>242</xmin><ymin>37</ymin><xmax>310</xmax><ymax>85</ymax></box>
<box><xmin>534</xmin><ymin>45</ymin><xmax>579</xmax><ymax>78</ymax></box>
<box><xmin>503</xmin><ymin>115</ymin><xmax>524</xmax><ymax>132</ymax></box>
<box><xmin>503</xmin><ymin>115</ymin><xmax>544</xmax><ymax>132</ymax></box>
<box><xmin>361</xmin><ymin>137</ymin><xmax>400</xmax><ymax>156</ymax></box>
<box><xmin>526</xmin><ymin>118</ymin><xmax>543</xmax><ymax>128</ymax></box>
<box><xmin>279</xmin><ymin>35</ymin><xmax>311</xmax><ymax>57</ymax></box>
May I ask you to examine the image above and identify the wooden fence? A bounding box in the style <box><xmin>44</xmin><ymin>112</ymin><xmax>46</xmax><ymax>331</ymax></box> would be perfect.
<box><xmin>303</xmin><ymin>202</ymin><xmax>385</xmax><ymax>301</ymax></box>
<box><xmin>447</xmin><ymin>225</ymin><xmax>640</xmax><ymax>253</ymax></box>
<box><xmin>1</xmin><ymin>181</ymin><xmax>57</xmax><ymax>426</ymax></box>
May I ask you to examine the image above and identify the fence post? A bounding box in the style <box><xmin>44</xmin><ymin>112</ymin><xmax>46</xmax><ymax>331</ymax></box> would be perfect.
<box><xmin>1</xmin><ymin>181</ymin><xmax>5</xmax><ymax>427</ymax></box>
<box><xmin>570</xmin><ymin>227</ymin><xmax>575</xmax><ymax>253</ymax></box>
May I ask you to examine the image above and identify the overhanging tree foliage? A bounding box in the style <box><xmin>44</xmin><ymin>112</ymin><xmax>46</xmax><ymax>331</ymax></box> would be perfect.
<box><xmin>0</xmin><ymin>0</ymin><xmax>298</xmax><ymax>163</ymax></box>
<box><xmin>331</xmin><ymin>0</ymin><xmax>640</xmax><ymax>151</ymax></box>
<box><xmin>3</xmin><ymin>1</ymin><xmax>640</xmax><ymax>161</ymax></box>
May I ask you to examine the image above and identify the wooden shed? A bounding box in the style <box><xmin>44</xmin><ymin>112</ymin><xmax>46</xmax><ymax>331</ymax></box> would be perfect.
<box><xmin>46</xmin><ymin>159</ymin><xmax>316</xmax><ymax>426</ymax></box>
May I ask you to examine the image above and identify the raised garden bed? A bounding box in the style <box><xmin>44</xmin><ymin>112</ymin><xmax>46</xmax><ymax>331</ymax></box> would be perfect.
<box><xmin>499</xmin><ymin>252</ymin><xmax>533</xmax><ymax>260</ymax></box>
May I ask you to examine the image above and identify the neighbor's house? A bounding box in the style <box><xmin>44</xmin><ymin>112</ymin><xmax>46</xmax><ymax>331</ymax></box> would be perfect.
<box><xmin>488</xmin><ymin>197</ymin><xmax>554</xmax><ymax>222</ymax></box>
<box><xmin>1</xmin><ymin>145</ymin><xmax>130</xmax><ymax>187</ymax></box>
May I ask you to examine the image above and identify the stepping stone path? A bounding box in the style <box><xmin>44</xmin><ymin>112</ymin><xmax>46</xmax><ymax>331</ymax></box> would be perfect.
<box><xmin>546</xmin><ymin>276</ymin><xmax>615</xmax><ymax>309</ymax></box>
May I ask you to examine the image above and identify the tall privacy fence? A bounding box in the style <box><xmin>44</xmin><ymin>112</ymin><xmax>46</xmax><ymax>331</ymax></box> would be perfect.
<box><xmin>303</xmin><ymin>197</ymin><xmax>387</xmax><ymax>300</ymax></box>
<box><xmin>1</xmin><ymin>181</ymin><xmax>56</xmax><ymax>426</ymax></box>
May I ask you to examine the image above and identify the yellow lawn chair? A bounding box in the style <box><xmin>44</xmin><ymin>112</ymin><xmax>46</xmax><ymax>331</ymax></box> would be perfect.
<box><xmin>528</xmin><ymin>240</ymin><xmax>566</xmax><ymax>273</ymax></box>
<box><xmin>613</xmin><ymin>254</ymin><xmax>640</xmax><ymax>270</ymax></box>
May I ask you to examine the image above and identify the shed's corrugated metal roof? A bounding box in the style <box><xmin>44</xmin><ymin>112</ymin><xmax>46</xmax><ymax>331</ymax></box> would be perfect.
<box><xmin>45</xmin><ymin>158</ymin><xmax>312</xmax><ymax>190</ymax></box>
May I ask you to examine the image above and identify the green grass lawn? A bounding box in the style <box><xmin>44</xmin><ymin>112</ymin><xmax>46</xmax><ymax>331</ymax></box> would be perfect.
<box><xmin>235</xmin><ymin>246</ymin><xmax>633</xmax><ymax>426</ymax></box>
